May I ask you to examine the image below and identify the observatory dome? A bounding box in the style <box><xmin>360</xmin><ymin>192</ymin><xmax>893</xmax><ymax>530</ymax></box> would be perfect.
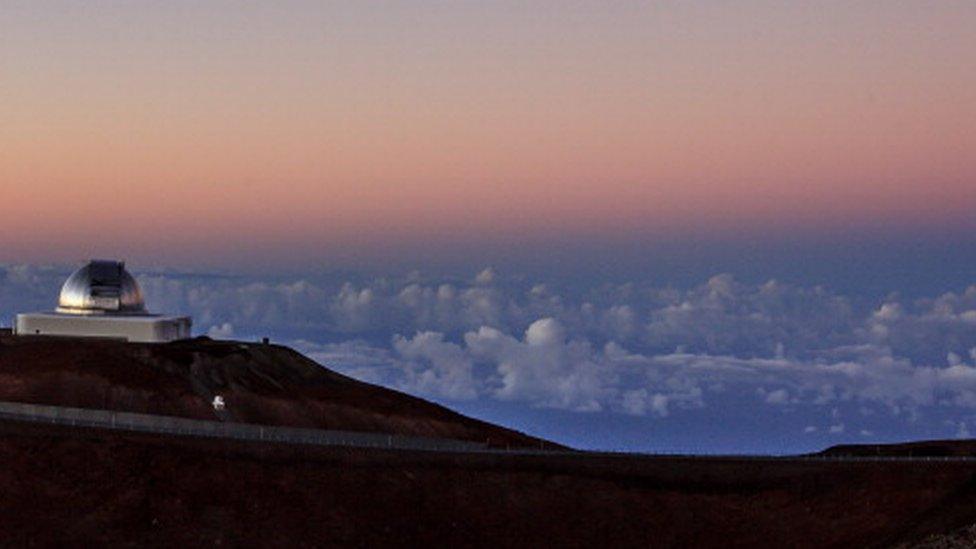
<box><xmin>56</xmin><ymin>260</ymin><xmax>147</xmax><ymax>315</ymax></box>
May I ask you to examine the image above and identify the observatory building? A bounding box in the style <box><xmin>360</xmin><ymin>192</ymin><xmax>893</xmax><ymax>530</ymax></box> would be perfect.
<box><xmin>15</xmin><ymin>260</ymin><xmax>191</xmax><ymax>343</ymax></box>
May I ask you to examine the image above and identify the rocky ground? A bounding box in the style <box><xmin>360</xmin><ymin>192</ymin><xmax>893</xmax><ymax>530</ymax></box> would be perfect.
<box><xmin>898</xmin><ymin>524</ymin><xmax>976</xmax><ymax>549</ymax></box>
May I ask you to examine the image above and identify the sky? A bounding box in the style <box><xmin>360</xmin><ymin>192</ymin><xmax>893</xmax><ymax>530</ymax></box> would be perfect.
<box><xmin>2</xmin><ymin>2</ymin><xmax>975</xmax><ymax>453</ymax></box>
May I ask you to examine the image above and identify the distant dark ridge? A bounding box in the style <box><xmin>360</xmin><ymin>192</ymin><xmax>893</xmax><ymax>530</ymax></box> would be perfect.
<box><xmin>818</xmin><ymin>439</ymin><xmax>976</xmax><ymax>458</ymax></box>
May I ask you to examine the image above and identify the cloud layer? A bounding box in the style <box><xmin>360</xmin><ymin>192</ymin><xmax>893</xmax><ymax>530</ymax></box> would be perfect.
<box><xmin>4</xmin><ymin>264</ymin><xmax>976</xmax><ymax>446</ymax></box>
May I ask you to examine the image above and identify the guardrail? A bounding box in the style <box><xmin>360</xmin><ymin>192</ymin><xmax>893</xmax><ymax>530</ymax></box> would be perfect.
<box><xmin>0</xmin><ymin>401</ymin><xmax>486</xmax><ymax>453</ymax></box>
<box><xmin>0</xmin><ymin>400</ymin><xmax>975</xmax><ymax>462</ymax></box>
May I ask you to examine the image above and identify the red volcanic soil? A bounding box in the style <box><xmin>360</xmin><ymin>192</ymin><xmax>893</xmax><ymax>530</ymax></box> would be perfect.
<box><xmin>0</xmin><ymin>334</ymin><xmax>545</xmax><ymax>448</ymax></box>
<box><xmin>0</xmin><ymin>420</ymin><xmax>974</xmax><ymax>548</ymax></box>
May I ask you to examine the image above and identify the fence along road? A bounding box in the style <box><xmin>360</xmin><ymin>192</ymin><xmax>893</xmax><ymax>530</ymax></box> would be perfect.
<box><xmin>0</xmin><ymin>400</ymin><xmax>487</xmax><ymax>453</ymax></box>
<box><xmin>0</xmin><ymin>400</ymin><xmax>975</xmax><ymax>462</ymax></box>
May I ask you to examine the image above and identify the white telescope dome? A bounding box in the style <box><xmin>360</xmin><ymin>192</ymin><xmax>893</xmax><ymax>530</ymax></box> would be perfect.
<box><xmin>56</xmin><ymin>260</ymin><xmax>147</xmax><ymax>315</ymax></box>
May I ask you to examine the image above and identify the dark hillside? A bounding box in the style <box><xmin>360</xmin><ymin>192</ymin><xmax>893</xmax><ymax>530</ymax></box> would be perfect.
<box><xmin>0</xmin><ymin>420</ymin><xmax>974</xmax><ymax>547</ymax></box>
<box><xmin>0</xmin><ymin>334</ymin><xmax>545</xmax><ymax>448</ymax></box>
<box><xmin>819</xmin><ymin>440</ymin><xmax>976</xmax><ymax>458</ymax></box>
<box><xmin>3</xmin><ymin>333</ymin><xmax>976</xmax><ymax>546</ymax></box>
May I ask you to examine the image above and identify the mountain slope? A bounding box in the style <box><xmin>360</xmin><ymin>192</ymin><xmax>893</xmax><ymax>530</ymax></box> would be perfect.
<box><xmin>0</xmin><ymin>420</ymin><xmax>975</xmax><ymax>547</ymax></box>
<box><xmin>0</xmin><ymin>333</ymin><xmax>547</xmax><ymax>448</ymax></box>
<box><xmin>3</xmin><ymin>332</ymin><xmax>976</xmax><ymax>546</ymax></box>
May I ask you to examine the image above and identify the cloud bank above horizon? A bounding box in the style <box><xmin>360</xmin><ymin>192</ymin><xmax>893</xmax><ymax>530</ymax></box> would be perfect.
<box><xmin>4</xmin><ymin>263</ymin><xmax>976</xmax><ymax>451</ymax></box>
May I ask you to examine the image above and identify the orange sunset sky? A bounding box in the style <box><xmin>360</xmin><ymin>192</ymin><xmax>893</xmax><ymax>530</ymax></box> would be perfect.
<box><xmin>2</xmin><ymin>1</ymin><xmax>974</xmax><ymax>269</ymax></box>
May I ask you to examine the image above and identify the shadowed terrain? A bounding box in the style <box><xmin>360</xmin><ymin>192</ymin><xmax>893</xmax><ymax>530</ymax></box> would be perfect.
<box><xmin>820</xmin><ymin>440</ymin><xmax>976</xmax><ymax>458</ymax></box>
<box><xmin>1</xmin><ymin>332</ymin><xmax>976</xmax><ymax>547</ymax></box>
<box><xmin>0</xmin><ymin>333</ymin><xmax>545</xmax><ymax>449</ymax></box>
<box><xmin>0</xmin><ymin>420</ymin><xmax>974</xmax><ymax>547</ymax></box>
